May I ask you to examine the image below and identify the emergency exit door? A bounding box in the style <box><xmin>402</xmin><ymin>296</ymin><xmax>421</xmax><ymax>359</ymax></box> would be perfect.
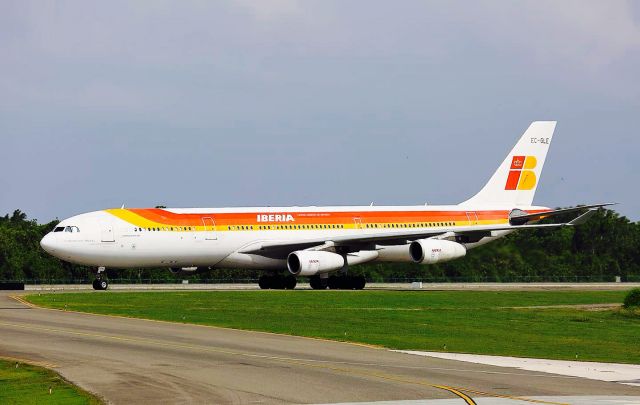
<box><xmin>202</xmin><ymin>217</ymin><xmax>217</xmax><ymax>240</ymax></box>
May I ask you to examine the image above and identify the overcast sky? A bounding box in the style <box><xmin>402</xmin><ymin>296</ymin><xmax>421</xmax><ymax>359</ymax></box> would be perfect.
<box><xmin>1</xmin><ymin>1</ymin><xmax>639</xmax><ymax>222</ymax></box>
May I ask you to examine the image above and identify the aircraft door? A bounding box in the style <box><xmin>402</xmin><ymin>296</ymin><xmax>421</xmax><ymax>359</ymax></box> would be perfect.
<box><xmin>202</xmin><ymin>217</ymin><xmax>217</xmax><ymax>240</ymax></box>
<box><xmin>465</xmin><ymin>211</ymin><xmax>479</xmax><ymax>226</ymax></box>
<box><xmin>353</xmin><ymin>217</ymin><xmax>363</xmax><ymax>230</ymax></box>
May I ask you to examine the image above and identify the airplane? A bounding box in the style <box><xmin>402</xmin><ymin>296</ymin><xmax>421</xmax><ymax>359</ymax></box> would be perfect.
<box><xmin>40</xmin><ymin>121</ymin><xmax>611</xmax><ymax>290</ymax></box>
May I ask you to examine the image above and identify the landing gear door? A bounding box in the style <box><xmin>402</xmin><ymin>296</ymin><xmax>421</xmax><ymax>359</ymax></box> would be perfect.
<box><xmin>202</xmin><ymin>217</ymin><xmax>217</xmax><ymax>240</ymax></box>
<box><xmin>101</xmin><ymin>224</ymin><xmax>115</xmax><ymax>242</ymax></box>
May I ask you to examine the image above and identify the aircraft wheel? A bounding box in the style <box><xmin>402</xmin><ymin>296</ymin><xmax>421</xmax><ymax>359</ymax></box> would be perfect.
<box><xmin>284</xmin><ymin>275</ymin><xmax>297</xmax><ymax>290</ymax></box>
<box><xmin>258</xmin><ymin>275</ymin><xmax>270</xmax><ymax>289</ymax></box>
<box><xmin>354</xmin><ymin>276</ymin><xmax>366</xmax><ymax>290</ymax></box>
<box><xmin>309</xmin><ymin>276</ymin><xmax>326</xmax><ymax>290</ymax></box>
<box><xmin>92</xmin><ymin>279</ymin><xmax>100</xmax><ymax>290</ymax></box>
<box><xmin>328</xmin><ymin>276</ymin><xmax>340</xmax><ymax>290</ymax></box>
<box><xmin>278</xmin><ymin>276</ymin><xmax>288</xmax><ymax>289</ymax></box>
<box><xmin>99</xmin><ymin>279</ymin><xmax>108</xmax><ymax>290</ymax></box>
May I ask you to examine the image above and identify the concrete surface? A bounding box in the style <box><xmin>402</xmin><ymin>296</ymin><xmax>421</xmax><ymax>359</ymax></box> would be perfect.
<box><xmin>396</xmin><ymin>351</ymin><xmax>640</xmax><ymax>387</ymax></box>
<box><xmin>320</xmin><ymin>397</ymin><xmax>640</xmax><ymax>405</ymax></box>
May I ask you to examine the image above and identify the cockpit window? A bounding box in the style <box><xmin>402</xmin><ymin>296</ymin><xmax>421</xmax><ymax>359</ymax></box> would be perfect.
<box><xmin>53</xmin><ymin>226</ymin><xmax>65</xmax><ymax>232</ymax></box>
<box><xmin>63</xmin><ymin>226</ymin><xmax>80</xmax><ymax>233</ymax></box>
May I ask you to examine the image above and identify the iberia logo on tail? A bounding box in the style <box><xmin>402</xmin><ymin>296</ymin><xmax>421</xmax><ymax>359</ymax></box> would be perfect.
<box><xmin>505</xmin><ymin>155</ymin><xmax>537</xmax><ymax>190</ymax></box>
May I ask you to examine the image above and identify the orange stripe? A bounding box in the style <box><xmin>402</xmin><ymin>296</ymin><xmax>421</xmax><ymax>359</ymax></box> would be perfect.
<box><xmin>109</xmin><ymin>208</ymin><xmax>548</xmax><ymax>228</ymax></box>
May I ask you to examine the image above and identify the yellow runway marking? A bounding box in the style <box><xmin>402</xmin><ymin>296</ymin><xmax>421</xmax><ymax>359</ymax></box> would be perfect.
<box><xmin>448</xmin><ymin>386</ymin><xmax>569</xmax><ymax>405</ymax></box>
<box><xmin>432</xmin><ymin>385</ymin><xmax>477</xmax><ymax>405</ymax></box>
<box><xmin>0</xmin><ymin>319</ymin><xmax>568</xmax><ymax>404</ymax></box>
<box><xmin>10</xmin><ymin>295</ymin><xmax>36</xmax><ymax>308</ymax></box>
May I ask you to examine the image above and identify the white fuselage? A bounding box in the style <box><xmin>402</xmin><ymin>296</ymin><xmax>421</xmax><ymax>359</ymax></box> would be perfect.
<box><xmin>40</xmin><ymin>204</ymin><xmax>544</xmax><ymax>271</ymax></box>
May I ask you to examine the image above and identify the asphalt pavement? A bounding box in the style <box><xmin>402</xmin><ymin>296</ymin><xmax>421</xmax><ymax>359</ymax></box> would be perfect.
<box><xmin>1</xmin><ymin>290</ymin><xmax>638</xmax><ymax>404</ymax></box>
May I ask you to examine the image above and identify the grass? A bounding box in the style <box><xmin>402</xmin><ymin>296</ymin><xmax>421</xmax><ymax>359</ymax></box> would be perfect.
<box><xmin>25</xmin><ymin>289</ymin><xmax>640</xmax><ymax>364</ymax></box>
<box><xmin>0</xmin><ymin>359</ymin><xmax>102</xmax><ymax>405</ymax></box>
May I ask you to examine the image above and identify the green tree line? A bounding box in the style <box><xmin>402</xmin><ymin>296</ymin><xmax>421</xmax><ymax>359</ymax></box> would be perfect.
<box><xmin>1</xmin><ymin>208</ymin><xmax>638</xmax><ymax>283</ymax></box>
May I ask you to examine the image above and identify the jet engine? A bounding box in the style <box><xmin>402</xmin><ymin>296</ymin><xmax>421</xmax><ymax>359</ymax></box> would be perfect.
<box><xmin>287</xmin><ymin>251</ymin><xmax>345</xmax><ymax>276</ymax></box>
<box><xmin>409</xmin><ymin>239</ymin><xmax>466</xmax><ymax>264</ymax></box>
<box><xmin>376</xmin><ymin>244</ymin><xmax>414</xmax><ymax>262</ymax></box>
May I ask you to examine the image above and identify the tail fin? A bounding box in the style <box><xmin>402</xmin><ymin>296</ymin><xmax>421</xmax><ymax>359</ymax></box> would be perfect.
<box><xmin>460</xmin><ymin>121</ymin><xmax>557</xmax><ymax>207</ymax></box>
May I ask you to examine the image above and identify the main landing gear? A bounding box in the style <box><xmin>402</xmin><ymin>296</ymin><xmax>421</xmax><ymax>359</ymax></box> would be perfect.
<box><xmin>309</xmin><ymin>275</ymin><xmax>366</xmax><ymax>290</ymax></box>
<box><xmin>92</xmin><ymin>267</ymin><xmax>109</xmax><ymax>290</ymax></box>
<box><xmin>258</xmin><ymin>274</ymin><xmax>297</xmax><ymax>290</ymax></box>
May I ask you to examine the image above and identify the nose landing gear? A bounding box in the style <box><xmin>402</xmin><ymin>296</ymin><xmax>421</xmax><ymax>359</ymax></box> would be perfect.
<box><xmin>92</xmin><ymin>267</ymin><xmax>109</xmax><ymax>290</ymax></box>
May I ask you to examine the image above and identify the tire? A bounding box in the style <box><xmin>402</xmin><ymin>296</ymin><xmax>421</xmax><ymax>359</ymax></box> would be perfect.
<box><xmin>354</xmin><ymin>276</ymin><xmax>366</xmax><ymax>290</ymax></box>
<box><xmin>273</xmin><ymin>276</ymin><xmax>286</xmax><ymax>290</ymax></box>
<box><xmin>258</xmin><ymin>275</ymin><xmax>270</xmax><ymax>289</ymax></box>
<box><xmin>284</xmin><ymin>275</ymin><xmax>297</xmax><ymax>290</ymax></box>
<box><xmin>99</xmin><ymin>280</ymin><xmax>108</xmax><ymax>290</ymax></box>
<box><xmin>328</xmin><ymin>276</ymin><xmax>340</xmax><ymax>290</ymax></box>
<box><xmin>342</xmin><ymin>277</ymin><xmax>353</xmax><ymax>290</ymax></box>
<box><xmin>309</xmin><ymin>276</ymin><xmax>325</xmax><ymax>290</ymax></box>
<box><xmin>92</xmin><ymin>280</ymin><xmax>100</xmax><ymax>290</ymax></box>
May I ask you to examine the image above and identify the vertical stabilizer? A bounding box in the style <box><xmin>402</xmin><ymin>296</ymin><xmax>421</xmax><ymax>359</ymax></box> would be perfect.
<box><xmin>459</xmin><ymin>121</ymin><xmax>557</xmax><ymax>207</ymax></box>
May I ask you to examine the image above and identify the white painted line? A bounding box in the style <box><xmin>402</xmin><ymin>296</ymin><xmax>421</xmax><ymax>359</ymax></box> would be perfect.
<box><xmin>395</xmin><ymin>351</ymin><xmax>640</xmax><ymax>387</ymax></box>
<box><xmin>319</xmin><ymin>397</ymin><xmax>640</xmax><ymax>405</ymax></box>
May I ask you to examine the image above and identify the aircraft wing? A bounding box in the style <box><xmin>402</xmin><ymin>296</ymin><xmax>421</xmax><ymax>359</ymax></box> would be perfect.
<box><xmin>239</xmin><ymin>204</ymin><xmax>606</xmax><ymax>259</ymax></box>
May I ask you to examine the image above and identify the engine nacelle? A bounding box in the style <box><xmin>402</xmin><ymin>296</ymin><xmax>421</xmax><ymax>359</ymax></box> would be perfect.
<box><xmin>375</xmin><ymin>244</ymin><xmax>414</xmax><ymax>262</ymax></box>
<box><xmin>409</xmin><ymin>239</ymin><xmax>466</xmax><ymax>264</ymax></box>
<box><xmin>287</xmin><ymin>251</ymin><xmax>345</xmax><ymax>276</ymax></box>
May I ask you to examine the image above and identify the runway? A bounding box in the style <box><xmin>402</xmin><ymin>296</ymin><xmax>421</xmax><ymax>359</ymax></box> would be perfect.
<box><xmin>1</xmin><ymin>291</ymin><xmax>639</xmax><ymax>404</ymax></box>
<box><xmin>23</xmin><ymin>282</ymin><xmax>640</xmax><ymax>292</ymax></box>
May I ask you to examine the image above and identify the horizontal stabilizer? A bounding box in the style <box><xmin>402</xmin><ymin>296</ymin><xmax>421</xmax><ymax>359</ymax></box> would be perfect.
<box><xmin>509</xmin><ymin>203</ymin><xmax>615</xmax><ymax>225</ymax></box>
<box><xmin>567</xmin><ymin>209</ymin><xmax>598</xmax><ymax>226</ymax></box>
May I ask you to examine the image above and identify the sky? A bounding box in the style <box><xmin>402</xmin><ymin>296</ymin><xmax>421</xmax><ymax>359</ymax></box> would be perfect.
<box><xmin>1</xmin><ymin>0</ymin><xmax>639</xmax><ymax>222</ymax></box>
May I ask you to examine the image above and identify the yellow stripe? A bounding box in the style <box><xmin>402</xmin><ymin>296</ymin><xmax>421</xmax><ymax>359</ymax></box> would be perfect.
<box><xmin>10</xmin><ymin>294</ymin><xmax>36</xmax><ymax>308</ymax></box>
<box><xmin>106</xmin><ymin>208</ymin><xmax>509</xmax><ymax>233</ymax></box>
<box><xmin>448</xmin><ymin>386</ymin><xmax>569</xmax><ymax>405</ymax></box>
<box><xmin>105</xmin><ymin>209</ymin><xmax>175</xmax><ymax>229</ymax></box>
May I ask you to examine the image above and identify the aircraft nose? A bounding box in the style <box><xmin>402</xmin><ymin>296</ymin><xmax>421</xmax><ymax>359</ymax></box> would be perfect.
<box><xmin>40</xmin><ymin>233</ymin><xmax>56</xmax><ymax>254</ymax></box>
